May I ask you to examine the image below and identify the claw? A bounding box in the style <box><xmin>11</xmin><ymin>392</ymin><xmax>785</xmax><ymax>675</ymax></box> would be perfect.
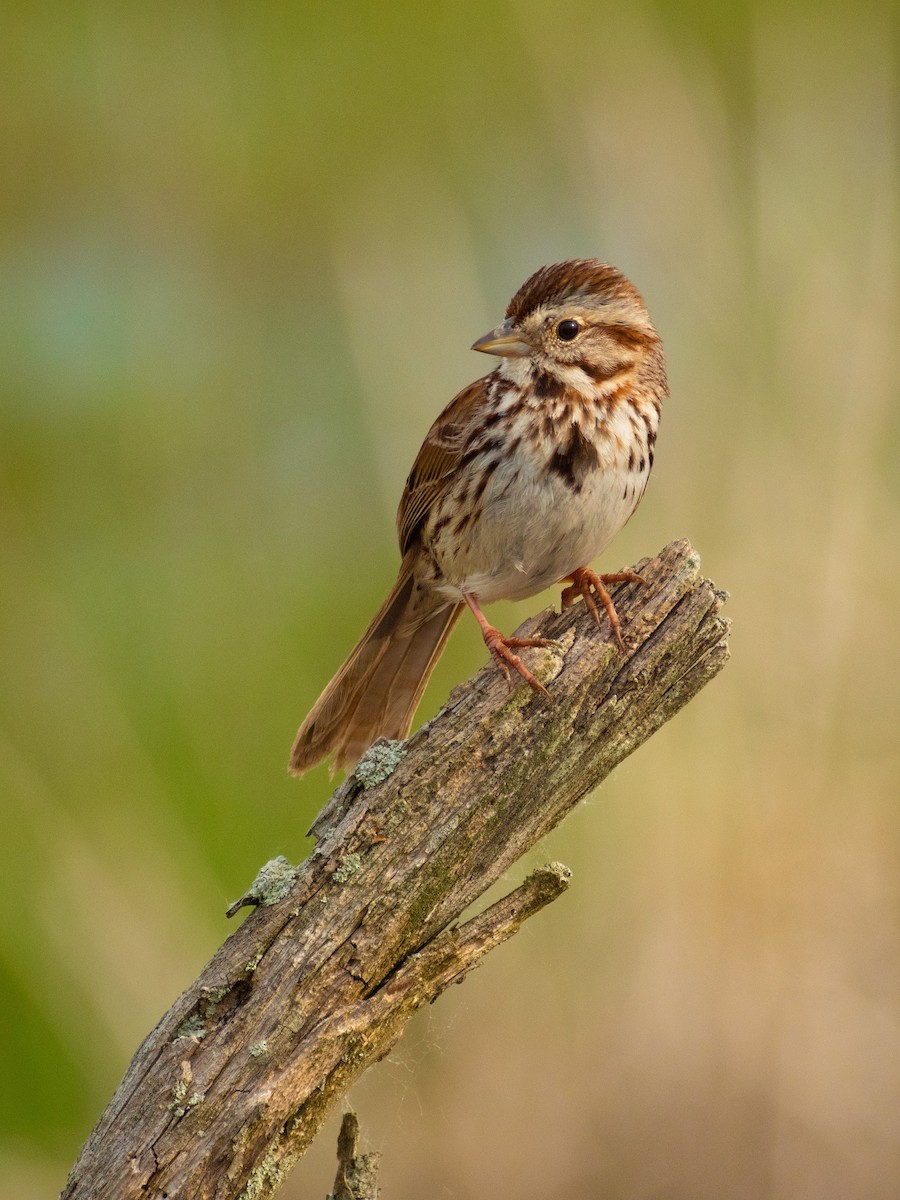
<box><xmin>482</xmin><ymin>627</ymin><xmax>553</xmax><ymax>698</ymax></box>
<box><xmin>560</xmin><ymin>567</ymin><xmax>646</xmax><ymax>653</ymax></box>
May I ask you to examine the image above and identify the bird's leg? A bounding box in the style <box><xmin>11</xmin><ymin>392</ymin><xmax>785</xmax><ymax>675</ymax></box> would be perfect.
<box><xmin>463</xmin><ymin>592</ymin><xmax>557</xmax><ymax>699</ymax></box>
<box><xmin>559</xmin><ymin>567</ymin><xmax>646</xmax><ymax>653</ymax></box>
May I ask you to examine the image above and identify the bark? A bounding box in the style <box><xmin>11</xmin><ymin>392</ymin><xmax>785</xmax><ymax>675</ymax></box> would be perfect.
<box><xmin>62</xmin><ymin>538</ymin><xmax>730</xmax><ymax>1200</ymax></box>
<box><xmin>326</xmin><ymin>1112</ymin><xmax>379</xmax><ymax>1200</ymax></box>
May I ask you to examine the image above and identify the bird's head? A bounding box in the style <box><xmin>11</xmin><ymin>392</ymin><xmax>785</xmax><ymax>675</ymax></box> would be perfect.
<box><xmin>472</xmin><ymin>259</ymin><xmax>662</xmax><ymax>389</ymax></box>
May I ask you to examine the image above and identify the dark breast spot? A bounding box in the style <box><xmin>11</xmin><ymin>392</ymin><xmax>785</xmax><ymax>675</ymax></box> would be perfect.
<box><xmin>533</xmin><ymin>369</ymin><xmax>566</xmax><ymax>400</ymax></box>
<box><xmin>452</xmin><ymin>510</ymin><xmax>474</xmax><ymax>537</ymax></box>
<box><xmin>471</xmin><ymin>469</ymin><xmax>491</xmax><ymax>504</ymax></box>
<box><xmin>548</xmin><ymin>424</ymin><xmax>600</xmax><ymax>492</ymax></box>
<box><xmin>458</xmin><ymin>434</ymin><xmax>502</xmax><ymax>469</ymax></box>
<box><xmin>480</xmin><ymin>408</ymin><xmax>505</xmax><ymax>430</ymax></box>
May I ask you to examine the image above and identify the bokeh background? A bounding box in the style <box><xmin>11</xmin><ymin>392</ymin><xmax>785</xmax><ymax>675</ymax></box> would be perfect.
<box><xmin>3</xmin><ymin>2</ymin><xmax>899</xmax><ymax>1196</ymax></box>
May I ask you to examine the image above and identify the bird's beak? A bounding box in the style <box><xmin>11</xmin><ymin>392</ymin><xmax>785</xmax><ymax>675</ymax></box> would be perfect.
<box><xmin>471</xmin><ymin>319</ymin><xmax>531</xmax><ymax>358</ymax></box>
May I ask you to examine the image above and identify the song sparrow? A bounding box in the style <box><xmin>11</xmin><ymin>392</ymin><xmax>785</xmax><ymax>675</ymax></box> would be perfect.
<box><xmin>290</xmin><ymin>259</ymin><xmax>667</xmax><ymax>775</ymax></box>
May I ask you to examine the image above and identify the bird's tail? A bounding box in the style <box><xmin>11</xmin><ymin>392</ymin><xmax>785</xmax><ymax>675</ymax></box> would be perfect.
<box><xmin>289</xmin><ymin>559</ymin><xmax>462</xmax><ymax>776</ymax></box>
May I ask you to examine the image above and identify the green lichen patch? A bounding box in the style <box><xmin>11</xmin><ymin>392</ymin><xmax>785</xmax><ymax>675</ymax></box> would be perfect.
<box><xmin>173</xmin><ymin>1013</ymin><xmax>207</xmax><ymax>1042</ymax></box>
<box><xmin>354</xmin><ymin>739</ymin><xmax>406</xmax><ymax>789</ymax></box>
<box><xmin>251</xmin><ymin>857</ymin><xmax>299</xmax><ymax>906</ymax></box>
<box><xmin>201</xmin><ymin>984</ymin><xmax>233</xmax><ymax>1008</ymax></box>
<box><xmin>249</xmin><ymin>1040</ymin><xmax>268</xmax><ymax>1058</ymax></box>
<box><xmin>168</xmin><ymin>1063</ymin><xmax>206</xmax><ymax>1119</ymax></box>
<box><xmin>240</xmin><ymin>1143</ymin><xmax>288</xmax><ymax>1200</ymax></box>
<box><xmin>227</xmin><ymin>856</ymin><xmax>300</xmax><ymax>916</ymax></box>
<box><xmin>172</xmin><ymin>979</ymin><xmax>250</xmax><ymax>1044</ymax></box>
<box><xmin>332</xmin><ymin>852</ymin><xmax>362</xmax><ymax>883</ymax></box>
<box><xmin>168</xmin><ymin>1077</ymin><xmax>190</xmax><ymax>1118</ymax></box>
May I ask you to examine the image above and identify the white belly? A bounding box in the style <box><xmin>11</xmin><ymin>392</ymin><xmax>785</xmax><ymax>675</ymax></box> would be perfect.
<box><xmin>432</xmin><ymin>448</ymin><xmax>645</xmax><ymax>604</ymax></box>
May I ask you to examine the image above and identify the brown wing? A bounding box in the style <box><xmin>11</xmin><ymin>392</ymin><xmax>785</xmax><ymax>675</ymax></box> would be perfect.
<box><xmin>397</xmin><ymin>375</ymin><xmax>491</xmax><ymax>554</ymax></box>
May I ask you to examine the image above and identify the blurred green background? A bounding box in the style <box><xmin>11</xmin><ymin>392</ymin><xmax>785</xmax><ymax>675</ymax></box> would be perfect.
<box><xmin>3</xmin><ymin>1</ymin><xmax>899</xmax><ymax>1196</ymax></box>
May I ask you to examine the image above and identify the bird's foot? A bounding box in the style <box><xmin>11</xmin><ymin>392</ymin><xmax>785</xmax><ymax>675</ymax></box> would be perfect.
<box><xmin>560</xmin><ymin>567</ymin><xmax>646</xmax><ymax>653</ymax></box>
<box><xmin>463</xmin><ymin>591</ymin><xmax>557</xmax><ymax>697</ymax></box>
<box><xmin>481</xmin><ymin>626</ymin><xmax>557</xmax><ymax>698</ymax></box>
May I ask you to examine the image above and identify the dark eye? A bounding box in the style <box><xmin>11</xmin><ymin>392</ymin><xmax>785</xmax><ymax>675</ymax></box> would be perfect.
<box><xmin>556</xmin><ymin>319</ymin><xmax>581</xmax><ymax>341</ymax></box>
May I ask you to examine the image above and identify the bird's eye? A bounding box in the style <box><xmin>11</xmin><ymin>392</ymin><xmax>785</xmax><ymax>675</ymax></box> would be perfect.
<box><xmin>556</xmin><ymin>319</ymin><xmax>581</xmax><ymax>341</ymax></box>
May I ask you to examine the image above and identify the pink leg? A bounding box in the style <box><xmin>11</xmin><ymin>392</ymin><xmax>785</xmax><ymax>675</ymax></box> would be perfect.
<box><xmin>463</xmin><ymin>593</ymin><xmax>557</xmax><ymax>698</ymax></box>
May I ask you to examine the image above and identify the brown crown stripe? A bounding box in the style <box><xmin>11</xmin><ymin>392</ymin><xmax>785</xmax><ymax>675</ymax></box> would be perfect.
<box><xmin>505</xmin><ymin>259</ymin><xmax>644</xmax><ymax>323</ymax></box>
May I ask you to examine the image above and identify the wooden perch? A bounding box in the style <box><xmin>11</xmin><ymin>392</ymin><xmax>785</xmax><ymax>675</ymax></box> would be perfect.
<box><xmin>62</xmin><ymin>538</ymin><xmax>729</xmax><ymax>1200</ymax></box>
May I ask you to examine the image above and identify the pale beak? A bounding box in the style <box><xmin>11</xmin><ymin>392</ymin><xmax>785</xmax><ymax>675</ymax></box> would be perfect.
<box><xmin>471</xmin><ymin>319</ymin><xmax>531</xmax><ymax>358</ymax></box>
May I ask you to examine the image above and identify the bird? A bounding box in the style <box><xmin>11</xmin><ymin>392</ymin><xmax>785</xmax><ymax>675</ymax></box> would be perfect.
<box><xmin>289</xmin><ymin>259</ymin><xmax>667</xmax><ymax>776</ymax></box>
